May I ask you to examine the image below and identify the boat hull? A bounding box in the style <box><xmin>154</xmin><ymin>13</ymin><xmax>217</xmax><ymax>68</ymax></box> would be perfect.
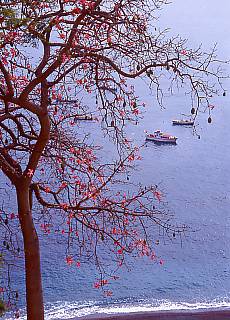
<box><xmin>172</xmin><ymin>120</ymin><xmax>194</xmax><ymax>125</ymax></box>
<box><xmin>74</xmin><ymin>115</ymin><xmax>93</xmax><ymax>121</ymax></box>
<box><xmin>146</xmin><ymin>136</ymin><xmax>177</xmax><ymax>144</ymax></box>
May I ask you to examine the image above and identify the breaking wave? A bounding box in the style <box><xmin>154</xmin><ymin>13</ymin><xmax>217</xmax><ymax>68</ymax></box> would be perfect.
<box><xmin>3</xmin><ymin>297</ymin><xmax>230</xmax><ymax>320</ymax></box>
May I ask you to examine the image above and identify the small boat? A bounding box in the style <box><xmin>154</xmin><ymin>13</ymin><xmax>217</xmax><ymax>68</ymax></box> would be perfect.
<box><xmin>74</xmin><ymin>114</ymin><xmax>94</xmax><ymax>121</ymax></box>
<box><xmin>172</xmin><ymin>119</ymin><xmax>194</xmax><ymax>126</ymax></box>
<box><xmin>146</xmin><ymin>130</ymin><xmax>177</xmax><ymax>144</ymax></box>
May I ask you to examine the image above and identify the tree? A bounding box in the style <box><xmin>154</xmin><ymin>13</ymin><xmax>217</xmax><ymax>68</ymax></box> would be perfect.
<box><xmin>0</xmin><ymin>0</ymin><xmax>226</xmax><ymax>319</ymax></box>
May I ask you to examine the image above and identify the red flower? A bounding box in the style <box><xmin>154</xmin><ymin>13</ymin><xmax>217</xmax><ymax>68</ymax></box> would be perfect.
<box><xmin>128</xmin><ymin>154</ymin><xmax>135</xmax><ymax>161</ymax></box>
<box><xmin>10</xmin><ymin>213</ymin><xmax>15</xmax><ymax>219</ymax></box>
<box><xmin>154</xmin><ymin>190</ymin><xmax>162</xmax><ymax>202</ymax></box>
<box><xmin>44</xmin><ymin>186</ymin><xmax>51</xmax><ymax>193</ymax></box>
<box><xmin>104</xmin><ymin>290</ymin><xmax>113</xmax><ymax>296</ymax></box>
<box><xmin>117</xmin><ymin>248</ymin><xmax>123</xmax><ymax>254</ymax></box>
<box><xmin>27</xmin><ymin>169</ymin><xmax>34</xmax><ymax>177</ymax></box>
<box><xmin>66</xmin><ymin>256</ymin><xmax>74</xmax><ymax>265</ymax></box>
<box><xmin>72</xmin><ymin>7</ymin><xmax>81</xmax><ymax>14</ymax></box>
<box><xmin>159</xmin><ymin>259</ymin><xmax>164</xmax><ymax>265</ymax></box>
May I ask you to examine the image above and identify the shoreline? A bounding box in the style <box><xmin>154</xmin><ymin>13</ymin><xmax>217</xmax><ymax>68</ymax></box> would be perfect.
<box><xmin>66</xmin><ymin>309</ymin><xmax>230</xmax><ymax>320</ymax></box>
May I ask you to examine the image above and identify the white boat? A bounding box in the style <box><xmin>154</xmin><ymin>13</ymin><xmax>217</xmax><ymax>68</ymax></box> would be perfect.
<box><xmin>146</xmin><ymin>130</ymin><xmax>177</xmax><ymax>144</ymax></box>
<box><xmin>172</xmin><ymin>119</ymin><xmax>194</xmax><ymax>125</ymax></box>
<box><xmin>74</xmin><ymin>114</ymin><xmax>94</xmax><ymax>121</ymax></box>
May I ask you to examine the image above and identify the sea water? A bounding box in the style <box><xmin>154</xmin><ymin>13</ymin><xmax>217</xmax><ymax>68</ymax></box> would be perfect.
<box><xmin>2</xmin><ymin>0</ymin><xmax>230</xmax><ymax>319</ymax></box>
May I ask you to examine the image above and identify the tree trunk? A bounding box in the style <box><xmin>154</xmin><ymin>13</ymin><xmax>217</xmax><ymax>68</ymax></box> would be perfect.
<box><xmin>16</xmin><ymin>185</ymin><xmax>44</xmax><ymax>320</ymax></box>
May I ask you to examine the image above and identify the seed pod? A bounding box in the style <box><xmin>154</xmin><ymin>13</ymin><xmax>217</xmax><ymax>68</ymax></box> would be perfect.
<box><xmin>223</xmin><ymin>92</ymin><xmax>226</xmax><ymax>96</ymax></box>
<box><xmin>146</xmin><ymin>69</ymin><xmax>153</xmax><ymax>77</ymax></box>
<box><xmin>208</xmin><ymin>116</ymin><xmax>212</xmax><ymax>123</ymax></box>
<box><xmin>191</xmin><ymin>107</ymin><xmax>196</xmax><ymax>115</ymax></box>
<box><xmin>61</xmin><ymin>160</ymin><xmax>65</xmax><ymax>171</ymax></box>
<box><xmin>133</xmin><ymin>101</ymin><xmax>137</xmax><ymax>109</ymax></box>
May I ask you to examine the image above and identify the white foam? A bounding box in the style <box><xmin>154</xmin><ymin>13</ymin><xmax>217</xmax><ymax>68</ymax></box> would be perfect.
<box><xmin>3</xmin><ymin>298</ymin><xmax>230</xmax><ymax>320</ymax></box>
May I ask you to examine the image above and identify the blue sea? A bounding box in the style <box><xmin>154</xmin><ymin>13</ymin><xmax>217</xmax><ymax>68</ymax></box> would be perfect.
<box><xmin>3</xmin><ymin>0</ymin><xmax>230</xmax><ymax>319</ymax></box>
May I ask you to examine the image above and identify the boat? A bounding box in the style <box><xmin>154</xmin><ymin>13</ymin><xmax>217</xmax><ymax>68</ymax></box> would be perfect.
<box><xmin>146</xmin><ymin>130</ymin><xmax>177</xmax><ymax>144</ymax></box>
<box><xmin>172</xmin><ymin>119</ymin><xmax>194</xmax><ymax>126</ymax></box>
<box><xmin>74</xmin><ymin>114</ymin><xmax>94</xmax><ymax>121</ymax></box>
